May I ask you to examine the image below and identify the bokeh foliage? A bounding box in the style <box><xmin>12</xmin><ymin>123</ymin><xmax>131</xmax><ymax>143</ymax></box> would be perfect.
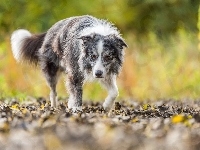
<box><xmin>0</xmin><ymin>0</ymin><xmax>199</xmax><ymax>36</ymax></box>
<box><xmin>0</xmin><ymin>0</ymin><xmax>200</xmax><ymax>101</ymax></box>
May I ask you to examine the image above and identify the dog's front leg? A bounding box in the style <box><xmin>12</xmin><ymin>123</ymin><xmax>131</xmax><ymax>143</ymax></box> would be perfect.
<box><xmin>102</xmin><ymin>75</ymin><xmax>119</xmax><ymax>111</ymax></box>
<box><xmin>66</xmin><ymin>73</ymin><xmax>83</xmax><ymax>112</ymax></box>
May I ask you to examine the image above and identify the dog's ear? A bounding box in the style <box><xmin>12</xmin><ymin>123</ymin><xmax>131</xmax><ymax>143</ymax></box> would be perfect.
<box><xmin>78</xmin><ymin>34</ymin><xmax>95</xmax><ymax>46</ymax></box>
<box><xmin>108</xmin><ymin>34</ymin><xmax>128</xmax><ymax>49</ymax></box>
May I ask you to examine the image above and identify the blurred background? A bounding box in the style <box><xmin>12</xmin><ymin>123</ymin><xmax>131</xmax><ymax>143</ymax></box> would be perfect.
<box><xmin>0</xmin><ymin>0</ymin><xmax>200</xmax><ymax>101</ymax></box>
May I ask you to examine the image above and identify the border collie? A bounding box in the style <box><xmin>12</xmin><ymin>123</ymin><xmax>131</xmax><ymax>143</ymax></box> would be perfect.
<box><xmin>11</xmin><ymin>15</ymin><xmax>127</xmax><ymax>111</ymax></box>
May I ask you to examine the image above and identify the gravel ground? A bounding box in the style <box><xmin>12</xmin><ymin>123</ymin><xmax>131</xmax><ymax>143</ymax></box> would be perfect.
<box><xmin>0</xmin><ymin>97</ymin><xmax>200</xmax><ymax>150</ymax></box>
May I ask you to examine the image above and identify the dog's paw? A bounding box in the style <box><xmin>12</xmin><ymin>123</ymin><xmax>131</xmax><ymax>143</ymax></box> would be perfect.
<box><xmin>68</xmin><ymin>106</ymin><xmax>82</xmax><ymax>113</ymax></box>
<box><xmin>72</xmin><ymin>106</ymin><xmax>82</xmax><ymax>112</ymax></box>
<box><xmin>103</xmin><ymin>102</ymin><xmax>113</xmax><ymax>111</ymax></box>
<box><xmin>50</xmin><ymin>102</ymin><xmax>57</xmax><ymax>108</ymax></box>
<box><xmin>67</xmin><ymin>97</ymin><xmax>82</xmax><ymax>112</ymax></box>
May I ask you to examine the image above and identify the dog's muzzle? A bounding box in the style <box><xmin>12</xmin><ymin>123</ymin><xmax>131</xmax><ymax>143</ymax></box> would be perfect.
<box><xmin>95</xmin><ymin>70</ymin><xmax>104</xmax><ymax>78</ymax></box>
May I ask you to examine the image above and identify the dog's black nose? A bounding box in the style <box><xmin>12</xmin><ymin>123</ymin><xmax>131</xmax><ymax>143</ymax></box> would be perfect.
<box><xmin>95</xmin><ymin>70</ymin><xmax>103</xmax><ymax>78</ymax></box>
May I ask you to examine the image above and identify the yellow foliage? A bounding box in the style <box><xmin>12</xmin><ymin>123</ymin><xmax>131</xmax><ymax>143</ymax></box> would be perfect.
<box><xmin>171</xmin><ymin>114</ymin><xmax>186</xmax><ymax>124</ymax></box>
<box><xmin>40</xmin><ymin>104</ymin><xmax>45</xmax><ymax>110</ymax></box>
<box><xmin>131</xmin><ymin>117</ymin><xmax>139</xmax><ymax>123</ymax></box>
<box><xmin>171</xmin><ymin>114</ymin><xmax>192</xmax><ymax>127</ymax></box>
<box><xmin>10</xmin><ymin>104</ymin><xmax>19</xmax><ymax>110</ymax></box>
<box><xmin>142</xmin><ymin>104</ymin><xmax>151</xmax><ymax>110</ymax></box>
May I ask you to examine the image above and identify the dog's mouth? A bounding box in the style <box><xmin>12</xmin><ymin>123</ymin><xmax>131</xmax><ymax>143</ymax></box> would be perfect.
<box><xmin>95</xmin><ymin>76</ymin><xmax>104</xmax><ymax>78</ymax></box>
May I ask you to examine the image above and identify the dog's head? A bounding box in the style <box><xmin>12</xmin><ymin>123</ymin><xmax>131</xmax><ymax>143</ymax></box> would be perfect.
<box><xmin>79</xmin><ymin>33</ymin><xmax>127</xmax><ymax>78</ymax></box>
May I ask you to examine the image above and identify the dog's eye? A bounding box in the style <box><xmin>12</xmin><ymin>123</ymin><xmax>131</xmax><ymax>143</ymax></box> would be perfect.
<box><xmin>91</xmin><ymin>54</ymin><xmax>97</xmax><ymax>61</ymax></box>
<box><xmin>104</xmin><ymin>55</ymin><xmax>112</xmax><ymax>62</ymax></box>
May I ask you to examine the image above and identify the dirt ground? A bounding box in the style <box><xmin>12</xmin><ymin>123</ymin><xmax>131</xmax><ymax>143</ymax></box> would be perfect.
<box><xmin>0</xmin><ymin>97</ymin><xmax>200</xmax><ymax>150</ymax></box>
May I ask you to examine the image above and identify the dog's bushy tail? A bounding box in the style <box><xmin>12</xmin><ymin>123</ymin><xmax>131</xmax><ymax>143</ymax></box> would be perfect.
<box><xmin>11</xmin><ymin>29</ymin><xmax>46</xmax><ymax>64</ymax></box>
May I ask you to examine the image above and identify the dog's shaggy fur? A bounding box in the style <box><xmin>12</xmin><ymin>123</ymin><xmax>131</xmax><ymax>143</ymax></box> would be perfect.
<box><xmin>11</xmin><ymin>15</ymin><xmax>127</xmax><ymax>111</ymax></box>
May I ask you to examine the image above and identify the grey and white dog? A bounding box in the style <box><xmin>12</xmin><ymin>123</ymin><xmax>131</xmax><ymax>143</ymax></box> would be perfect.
<box><xmin>11</xmin><ymin>15</ymin><xmax>127</xmax><ymax>111</ymax></box>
